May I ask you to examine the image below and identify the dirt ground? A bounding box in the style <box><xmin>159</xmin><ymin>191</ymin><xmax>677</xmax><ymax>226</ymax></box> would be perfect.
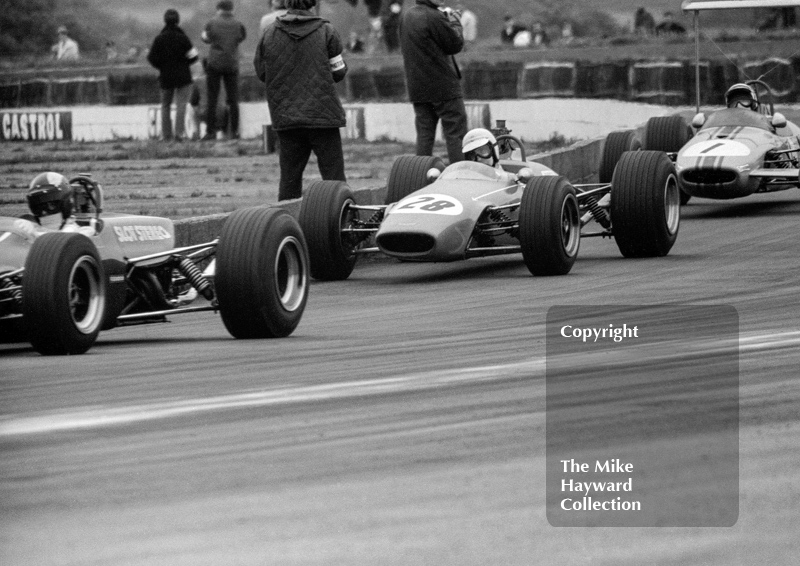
<box><xmin>0</xmin><ymin>139</ymin><xmax>420</xmax><ymax>219</ymax></box>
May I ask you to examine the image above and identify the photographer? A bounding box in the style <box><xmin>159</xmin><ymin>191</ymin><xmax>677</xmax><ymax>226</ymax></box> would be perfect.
<box><xmin>400</xmin><ymin>0</ymin><xmax>468</xmax><ymax>164</ymax></box>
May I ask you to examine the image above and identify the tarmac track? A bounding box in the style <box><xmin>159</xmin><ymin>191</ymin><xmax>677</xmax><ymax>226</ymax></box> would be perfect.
<box><xmin>2</xmin><ymin>191</ymin><xmax>800</xmax><ymax>565</ymax></box>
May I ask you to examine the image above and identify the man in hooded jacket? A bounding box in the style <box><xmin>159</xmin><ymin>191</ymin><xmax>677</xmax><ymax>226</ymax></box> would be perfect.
<box><xmin>400</xmin><ymin>0</ymin><xmax>467</xmax><ymax>163</ymax></box>
<box><xmin>254</xmin><ymin>0</ymin><xmax>348</xmax><ymax>201</ymax></box>
<box><xmin>147</xmin><ymin>9</ymin><xmax>199</xmax><ymax>141</ymax></box>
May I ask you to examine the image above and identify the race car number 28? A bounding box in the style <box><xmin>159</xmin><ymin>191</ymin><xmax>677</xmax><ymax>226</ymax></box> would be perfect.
<box><xmin>392</xmin><ymin>194</ymin><xmax>464</xmax><ymax>216</ymax></box>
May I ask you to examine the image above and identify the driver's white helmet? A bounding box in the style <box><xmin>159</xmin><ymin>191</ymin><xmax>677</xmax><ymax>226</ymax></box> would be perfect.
<box><xmin>462</xmin><ymin>128</ymin><xmax>499</xmax><ymax>165</ymax></box>
<box><xmin>725</xmin><ymin>83</ymin><xmax>758</xmax><ymax>111</ymax></box>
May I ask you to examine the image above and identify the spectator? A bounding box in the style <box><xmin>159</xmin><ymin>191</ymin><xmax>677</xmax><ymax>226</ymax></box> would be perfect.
<box><xmin>346</xmin><ymin>30</ymin><xmax>365</xmax><ymax>53</ymax></box>
<box><xmin>202</xmin><ymin>0</ymin><xmax>247</xmax><ymax>140</ymax></box>
<box><xmin>147</xmin><ymin>9</ymin><xmax>199</xmax><ymax>142</ymax></box>
<box><xmin>512</xmin><ymin>27</ymin><xmax>531</xmax><ymax>48</ymax></box>
<box><xmin>531</xmin><ymin>21</ymin><xmax>549</xmax><ymax>47</ymax></box>
<box><xmin>189</xmin><ymin>60</ymin><xmax>231</xmax><ymax>140</ymax></box>
<box><xmin>457</xmin><ymin>3</ymin><xmax>477</xmax><ymax>47</ymax></box>
<box><xmin>559</xmin><ymin>22</ymin><xmax>574</xmax><ymax>45</ymax></box>
<box><xmin>260</xmin><ymin>0</ymin><xmax>288</xmax><ymax>36</ymax></box>
<box><xmin>52</xmin><ymin>26</ymin><xmax>79</xmax><ymax>62</ymax></box>
<box><xmin>384</xmin><ymin>2</ymin><xmax>402</xmax><ymax>52</ymax></box>
<box><xmin>634</xmin><ymin>7</ymin><xmax>655</xmax><ymax>36</ymax></box>
<box><xmin>655</xmin><ymin>11</ymin><xmax>686</xmax><ymax>36</ymax></box>
<box><xmin>125</xmin><ymin>46</ymin><xmax>143</xmax><ymax>63</ymax></box>
<box><xmin>501</xmin><ymin>15</ymin><xmax>527</xmax><ymax>44</ymax></box>
<box><xmin>105</xmin><ymin>41</ymin><xmax>118</xmax><ymax>61</ymax></box>
<box><xmin>254</xmin><ymin>0</ymin><xmax>348</xmax><ymax>201</ymax></box>
<box><xmin>400</xmin><ymin>0</ymin><xmax>468</xmax><ymax>164</ymax></box>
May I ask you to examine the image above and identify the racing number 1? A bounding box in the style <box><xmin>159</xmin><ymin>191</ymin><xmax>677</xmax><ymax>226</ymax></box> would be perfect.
<box><xmin>398</xmin><ymin>196</ymin><xmax>456</xmax><ymax>212</ymax></box>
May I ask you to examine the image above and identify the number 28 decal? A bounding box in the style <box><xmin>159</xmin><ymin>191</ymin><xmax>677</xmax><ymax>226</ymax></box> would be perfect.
<box><xmin>392</xmin><ymin>194</ymin><xmax>464</xmax><ymax>216</ymax></box>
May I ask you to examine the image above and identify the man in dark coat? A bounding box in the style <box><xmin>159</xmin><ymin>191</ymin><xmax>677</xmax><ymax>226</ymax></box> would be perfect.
<box><xmin>400</xmin><ymin>0</ymin><xmax>467</xmax><ymax>163</ymax></box>
<box><xmin>147</xmin><ymin>9</ymin><xmax>198</xmax><ymax>141</ymax></box>
<box><xmin>254</xmin><ymin>0</ymin><xmax>348</xmax><ymax>201</ymax></box>
<box><xmin>202</xmin><ymin>0</ymin><xmax>246</xmax><ymax>139</ymax></box>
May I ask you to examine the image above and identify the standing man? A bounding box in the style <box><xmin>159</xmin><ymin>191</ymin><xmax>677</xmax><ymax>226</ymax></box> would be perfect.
<box><xmin>147</xmin><ymin>9</ymin><xmax>199</xmax><ymax>141</ymax></box>
<box><xmin>202</xmin><ymin>0</ymin><xmax>246</xmax><ymax>140</ymax></box>
<box><xmin>254</xmin><ymin>0</ymin><xmax>348</xmax><ymax>201</ymax></box>
<box><xmin>400</xmin><ymin>0</ymin><xmax>468</xmax><ymax>164</ymax></box>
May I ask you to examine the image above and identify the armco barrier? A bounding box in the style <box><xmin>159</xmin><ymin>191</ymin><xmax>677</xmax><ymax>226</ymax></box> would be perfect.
<box><xmin>173</xmin><ymin>137</ymin><xmax>602</xmax><ymax>247</ymax></box>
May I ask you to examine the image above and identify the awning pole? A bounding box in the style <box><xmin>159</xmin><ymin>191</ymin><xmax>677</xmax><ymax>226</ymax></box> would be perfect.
<box><xmin>694</xmin><ymin>10</ymin><xmax>701</xmax><ymax>114</ymax></box>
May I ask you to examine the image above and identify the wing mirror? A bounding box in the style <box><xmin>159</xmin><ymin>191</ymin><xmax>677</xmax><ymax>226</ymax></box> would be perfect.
<box><xmin>691</xmin><ymin>113</ymin><xmax>706</xmax><ymax>129</ymax></box>
<box><xmin>426</xmin><ymin>168</ymin><xmax>441</xmax><ymax>182</ymax></box>
<box><xmin>516</xmin><ymin>167</ymin><xmax>534</xmax><ymax>184</ymax></box>
<box><xmin>771</xmin><ymin>112</ymin><xmax>787</xmax><ymax>129</ymax></box>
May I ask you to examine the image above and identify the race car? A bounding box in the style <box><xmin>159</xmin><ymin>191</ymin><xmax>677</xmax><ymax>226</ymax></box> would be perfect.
<box><xmin>0</xmin><ymin>174</ymin><xmax>309</xmax><ymax>355</ymax></box>
<box><xmin>642</xmin><ymin>79</ymin><xmax>800</xmax><ymax>204</ymax></box>
<box><xmin>297</xmin><ymin>121</ymin><xmax>680</xmax><ymax>281</ymax></box>
<box><xmin>638</xmin><ymin>1</ymin><xmax>800</xmax><ymax>203</ymax></box>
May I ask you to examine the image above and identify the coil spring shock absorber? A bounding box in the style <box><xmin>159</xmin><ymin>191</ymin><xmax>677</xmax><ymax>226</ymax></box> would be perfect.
<box><xmin>1</xmin><ymin>278</ymin><xmax>22</xmax><ymax>303</ymax></box>
<box><xmin>176</xmin><ymin>257</ymin><xmax>214</xmax><ymax>300</ymax></box>
<box><xmin>583</xmin><ymin>195</ymin><xmax>611</xmax><ymax>229</ymax></box>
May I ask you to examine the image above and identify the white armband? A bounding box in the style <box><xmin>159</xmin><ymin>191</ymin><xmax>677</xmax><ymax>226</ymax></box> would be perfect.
<box><xmin>186</xmin><ymin>47</ymin><xmax>199</xmax><ymax>60</ymax></box>
<box><xmin>329</xmin><ymin>54</ymin><xmax>345</xmax><ymax>72</ymax></box>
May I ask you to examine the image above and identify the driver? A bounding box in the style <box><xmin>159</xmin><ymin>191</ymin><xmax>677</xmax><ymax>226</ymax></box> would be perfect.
<box><xmin>725</xmin><ymin>83</ymin><xmax>758</xmax><ymax>111</ymax></box>
<box><xmin>462</xmin><ymin>128</ymin><xmax>501</xmax><ymax>168</ymax></box>
<box><xmin>26</xmin><ymin>172</ymin><xmax>93</xmax><ymax>234</ymax></box>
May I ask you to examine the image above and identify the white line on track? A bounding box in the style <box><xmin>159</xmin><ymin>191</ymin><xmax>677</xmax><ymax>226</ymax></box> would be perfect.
<box><xmin>1</xmin><ymin>331</ymin><xmax>798</xmax><ymax>437</ymax></box>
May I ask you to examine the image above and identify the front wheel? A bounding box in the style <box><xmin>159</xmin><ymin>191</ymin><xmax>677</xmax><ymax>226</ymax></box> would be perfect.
<box><xmin>518</xmin><ymin>176</ymin><xmax>580</xmax><ymax>276</ymax></box>
<box><xmin>23</xmin><ymin>232</ymin><xmax>106</xmax><ymax>355</ymax></box>
<box><xmin>611</xmin><ymin>151</ymin><xmax>680</xmax><ymax>258</ymax></box>
<box><xmin>216</xmin><ymin>207</ymin><xmax>309</xmax><ymax>338</ymax></box>
<box><xmin>299</xmin><ymin>180</ymin><xmax>360</xmax><ymax>281</ymax></box>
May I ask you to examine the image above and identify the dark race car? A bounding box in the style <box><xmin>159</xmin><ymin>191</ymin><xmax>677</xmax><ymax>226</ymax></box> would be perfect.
<box><xmin>297</xmin><ymin>121</ymin><xmax>680</xmax><ymax>281</ymax></box>
<box><xmin>0</xmin><ymin>175</ymin><xmax>309</xmax><ymax>355</ymax></box>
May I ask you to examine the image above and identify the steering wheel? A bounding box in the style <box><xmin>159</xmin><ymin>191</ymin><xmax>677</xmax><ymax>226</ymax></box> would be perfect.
<box><xmin>69</xmin><ymin>175</ymin><xmax>103</xmax><ymax>217</ymax></box>
<box><xmin>495</xmin><ymin>134</ymin><xmax>527</xmax><ymax>162</ymax></box>
<box><xmin>745</xmin><ymin>79</ymin><xmax>775</xmax><ymax>116</ymax></box>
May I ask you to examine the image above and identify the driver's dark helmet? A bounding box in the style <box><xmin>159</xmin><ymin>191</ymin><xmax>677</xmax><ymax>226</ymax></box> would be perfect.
<box><xmin>725</xmin><ymin>83</ymin><xmax>758</xmax><ymax>111</ymax></box>
<box><xmin>27</xmin><ymin>172</ymin><xmax>73</xmax><ymax>220</ymax></box>
<box><xmin>462</xmin><ymin>128</ymin><xmax>500</xmax><ymax>166</ymax></box>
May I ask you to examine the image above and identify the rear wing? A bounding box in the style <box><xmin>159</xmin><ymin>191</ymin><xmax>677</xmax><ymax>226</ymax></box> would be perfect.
<box><xmin>681</xmin><ymin>0</ymin><xmax>800</xmax><ymax>112</ymax></box>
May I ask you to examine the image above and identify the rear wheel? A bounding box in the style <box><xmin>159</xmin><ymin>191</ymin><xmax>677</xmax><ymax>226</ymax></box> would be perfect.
<box><xmin>299</xmin><ymin>180</ymin><xmax>360</xmax><ymax>280</ymax></box>
<box><xmin>23</xmin><ymin>232</ymin><xmax>106</xmax><ymax>355</ymax></box>
<box><xmin>386</xmin><ymin>155</ymin><xmax>444</xmax><ymax>204</ymax></box>
<box><xmin>518</xmin><ymin>176</ymin><xmax>580</xmax><ymax>276</ymax></box>
<box><xmin>599</xmin><ymin>130</ymin><xmax>641</xmax><ymax>183</ymax></box>
<box><xmin>611</xmin><ymin>151</ymin><xmax>680</xmax><ymax>258</ymax></box>
<box><xmin>216</xmin><ymin>207</ymin><xmax>309</xmax><ymax>338</ymax></box>
<box><xmin>643</xmin><ymin>115</ymin><xmax>691</xmax><ymax>153</ymax></box>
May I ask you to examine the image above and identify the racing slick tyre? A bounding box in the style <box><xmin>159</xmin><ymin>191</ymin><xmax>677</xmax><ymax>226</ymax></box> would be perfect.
<box><xmin>22</xmin><ymin>232</ymin><xmax>106</xmax><ymax>355</ymax></box>
<box><xmin>599</xmin><ymin>130</ymin><xmax>641</xmax><ymax>184</ymax></box>
<box><xmin>216</xmin><ymin>207</ymin><xmax>309</xmax><ymax>338</ymax></box>
<box><xmin>519</xmin><ymin>176</ymin><xmax>580</xmax><ymax>276</ymax></box>
<box><xmin>610</xmin><ymin>151</ymin><xmax>680</xmax><ymax>258</ymax></box>
<box><xmin>299</xmin><ymin>180</ymin><xmax>360</xmax><ymax>281</ymax></box>
<box><xmin>386</xmin><ymin>155</ymin><xmax>445</xmax><ymax>204</ymax></box>
<box><xmin>642</xmin><ymin>115</ymin><xmax>691</xmax><ymax>153</ymax></box>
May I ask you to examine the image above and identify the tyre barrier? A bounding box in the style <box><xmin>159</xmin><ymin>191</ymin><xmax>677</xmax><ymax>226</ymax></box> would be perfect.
<box><xmin>3</xmin><ymin>54</ymin><xmax>800</xmax><ymax>109</ymax></box>
<box><xmin>519</xmin><ymin>62</ymin><xmax>577</xmax><ymax>98</ymax></box>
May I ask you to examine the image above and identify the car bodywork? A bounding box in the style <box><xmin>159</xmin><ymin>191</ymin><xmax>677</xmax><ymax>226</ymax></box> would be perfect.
<box><xmin>1</xmin><ymin>176</ymin><xmax>309</xmax><ymax>355</ymax></box>
<box><xmin>297</xmin><ymin>123</ymin><xmax>681</xmax><ymax>281</ymax></box>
